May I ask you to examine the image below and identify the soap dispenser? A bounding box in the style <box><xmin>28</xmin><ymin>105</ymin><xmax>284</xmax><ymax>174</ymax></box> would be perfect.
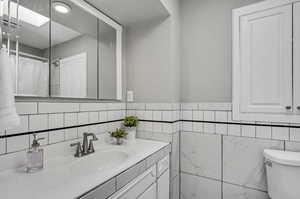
<box><xmin>26</xmin><ymin>134</ymin><xmax>44</xmax><ymax>173</ymax></box>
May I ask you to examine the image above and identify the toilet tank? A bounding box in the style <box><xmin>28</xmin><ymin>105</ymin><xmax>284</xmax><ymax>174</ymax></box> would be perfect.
<box><xmin>264</xmin><ymin>150</ymin><xmax>300</xmax><ymax>199</ymax></box>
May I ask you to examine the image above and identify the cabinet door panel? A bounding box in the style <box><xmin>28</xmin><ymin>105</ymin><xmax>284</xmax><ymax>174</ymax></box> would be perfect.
<box><xmin>294</xmin><ymin>2</ymin><xmax>300</xmax><ymax>113</ymax></box>
<box><xmin>138</xmin><ymin>183</ymin><xmax>157</xmax><ymax>199</ymax></box>
<box><xmin>157</xmin><ymin>170</ymin><xmax>169</xmax><ymax>199</ymax></box>
<box><xmin>239</xmin><ymin>5</ymin><xmax>292</xmax><ymax>114</ymax></box>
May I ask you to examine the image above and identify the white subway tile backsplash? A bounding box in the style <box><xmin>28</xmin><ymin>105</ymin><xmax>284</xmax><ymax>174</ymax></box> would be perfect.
<box><xmin>216</xmin><ymin>124</ymin><xmax>227</xmax><ymax>135</ymax></box>
<box><xmin>153</xmin><ymin>122</ymin><xmax>162</xmax><ymax>132</ymax></box>
<box><xmin>89</xmin><ymin>125</ymin><xmax>99</xmax><ymax>134</ymax></box>
<box><xmin>65</xmin><ymin>128</ymin><xmax>78</xmax><ymax>140</ymax></box>
<box><xmin>89</xmin><ymin>112</ymin><xmax>99</xmax><ymax>123</ymax></box>
<box><xmin>162</xmin><ymin>123</ymin><xmax>173</xmax><ymax>133</ymax></box>
<box><xmin>192</xmin><ymin>111</ymin><xmax>203</xmax><ymax>121</ymax></box>
<box><xmin>144</xmin><ymin>111</ymin><xmax>153</xmax><ymax>120</ymax></box>
<box><xmin>136</xmin><ymin>111</ymin><xmax>145</xmax><ymax>120</ymax></box>
<box><xmin>78</xmin><ymin>127</ymin><xmax>89</xmax><ymax>138</ymax></box>
<box><xmin>241</xmin><ymin>125</ymin><xmax>255</xmax><ymax>137</ymax></box>
<box><xmin>6</xmin><ymin>115</ymin><xmax>28</xmax><ymax>135</ymax></box>
<box><xmin>64</xmin><ymin>113</ymin><xmax>77</xmax><ymax>127</ymax></box>
<box><xmin>182</xmin><ymin>111</ymin><xmax>192</xmax><ymax>120</ymax></box>
<box><xmin>99</xmin><ymin>111</ymin><xmax>107</xmax><ymax>122</ymax></box>
<box><xmin>203</xmin><ymin>111</ymin><xmax>215</xmax><ymax>133</ymax></box>
<box><xmin>16</xmin><ymin>102</ymin><xmax>37</xmax><ymax>115</ymax></box>
<box><xmin>256</xmin><ymin>123</ymin><xmax>272</xmax><ymax>139</ymax></box>
<box><xmin>29</xmin><ymin>114</ymin><xmax>48</xmax><ymax>131</ymax></box>
<box><xmin>98</xmin><ymin>124</ymin><xmax>108</xmax><ymax>133</ymax></box>
<box><xmin>127</xmin><ymin>103</ymin><xmax>145</xmax><ymax>110</ymax></box>
<box><xmin>49</xmin><ymin>130</ymin><xmax>65</xmax><ymax>144</ymax></box>
<box><xmin>228</xmin><ymin>125</ymin><xmax>241</xmax><ymax>136</ymax></box>
<box><xmin>6</xmin><ymin>135</ymin><xmax>28</xmax><ymax>153</ymax></box>
<box><xmin>80</xmin><ymin>103</ymin><xmax>106</xmax><ymax>112</ymax></box>
<box><xmin>215</xmin><ymin>111</ymin><xmax>228</xmax><ymax>135</ymax></box>
<box><xmin>78</xmin><ymin>112</ymin><xmax>89</xmax><ymax>125</ymax></box>
<box><xmin>204</xmin><ymin>111</ymin><xmax>215</xmax><ymax>121</ymax></box>
<box><xmin>181</xmin><ymin>103</ymin><xmax>198</xmax><ymax>110</ymax></box>
<box><xmin>126</xmin><ymin>110</ymin><xmax>136</xmax><ymax>117</ymax></box>
<box><xmin>290</xmin><ymin>127</ymin><xmax>300</xmax><ymax>142</ymax></box>
<box><xmin>49</xmin><ymin>114</ymin><xmax>64</xmax><ymax>129</ymax></box>
<box><xmin>162</xmin><ymin>111</ymin><xmax>172</xmax><ymax>121</ymax></box>
<box><xmin>182</xmin><ymin>122</ymin><xmax>193</xmax><ymax>132</ymax></box>
<box><xmin>39</xmin><ymin>103</ymin><xmax>79</xmax><ymax>113</ymax></box>
<box><xmin>272</xmin><ymin>126</ymin><xmax>289</xmax><ymax>140</ymax></box>
<box><xmin>193</xmin><ymin>122</ymin><xmax>203</xmax><ymax>132</ymax></box>
<box><xmin>0</xmin><ymin>139</ymin><xmax>5</xmax><ymax>154</ymax></box>
<box><xmin>153</xmin><ymin>111</ymin><xmax>162</xmax><ymax>121</ymax></box>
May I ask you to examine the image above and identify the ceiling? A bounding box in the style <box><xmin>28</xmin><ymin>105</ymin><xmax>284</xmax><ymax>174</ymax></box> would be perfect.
<box><xmin>85</xmin><ymin>0</ymin><xmax>170</xmax><ymax>26</ymax></box>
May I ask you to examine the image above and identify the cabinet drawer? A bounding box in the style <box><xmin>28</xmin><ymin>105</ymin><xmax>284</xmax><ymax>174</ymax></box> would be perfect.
<box><xmin>109</xmin><ymin>165</ymin><xmax>156</xmax><ymax>199</ymax></box>
<box><xmin>157</xmin><ymin>155</ymin><xmax>169</xmax><ymax>177</ymax></box>
<box><xmin>79</xmin><ymin>178</ymin><xmax>116</xmax><ymax>199</ymax></box>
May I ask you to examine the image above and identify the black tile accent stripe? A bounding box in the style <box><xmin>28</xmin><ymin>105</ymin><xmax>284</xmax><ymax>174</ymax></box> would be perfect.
<box><xmin>0</xmin><ymin>119</ymin><xmax>123</xmax><ymax>139</ymax></box>
<box><xmin>1</xmin><ymin>119</ymin><xmax>297</xmax><ymax>139</ymax></box>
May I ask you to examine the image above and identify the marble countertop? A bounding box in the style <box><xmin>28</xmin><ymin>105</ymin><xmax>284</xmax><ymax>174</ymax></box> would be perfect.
<box><xmin>0</xmin><ymin>138</ymin><xmax>169</xmax><ymax>199</ymax></box>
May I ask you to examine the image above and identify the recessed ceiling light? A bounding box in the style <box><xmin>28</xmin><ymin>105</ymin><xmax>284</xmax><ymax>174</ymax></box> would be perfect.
<box><xmin>53</xmin><ymin>2</ymin><xmax>71</xmax><ymax>14</ymax></box>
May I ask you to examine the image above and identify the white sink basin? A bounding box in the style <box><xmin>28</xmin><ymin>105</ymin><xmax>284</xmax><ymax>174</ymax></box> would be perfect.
<box><xmin>69</xmin><ymin>150</ymin><xmax>129</xmax><ymax>175</ymax></box>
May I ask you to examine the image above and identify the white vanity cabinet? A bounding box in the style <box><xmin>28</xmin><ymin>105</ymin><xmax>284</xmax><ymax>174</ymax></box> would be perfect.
<box><xmin>81</xmin><ymin>155</ymin><xmax>170</xmax><ymax>199</ymax></box>
<box><xmin>233</xmin><ymin>0</ymin><xmax>300</xmax><ymax>123</ymax></box>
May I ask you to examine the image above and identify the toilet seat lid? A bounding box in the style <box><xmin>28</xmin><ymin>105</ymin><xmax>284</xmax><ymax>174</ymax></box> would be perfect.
<box><xmin>264</xmin><ymin>149</ymin><xmax>300</xmax><ymax>166</ymax></box>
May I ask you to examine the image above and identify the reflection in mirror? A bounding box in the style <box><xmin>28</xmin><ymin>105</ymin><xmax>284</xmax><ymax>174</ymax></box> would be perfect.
<box><xmin>98</xmin><ymin>20</ymin><xmax>117</xmax><ymax>100</ymax></box>
<box><xmin>50</xmin><ymin>0</ymin><xmax>98</xmax><ymax>99</ymax></box>
<box><xmin>0</xmin><ymin>0</ymin><xmax>50</xmax><ymax>97</ymax></box>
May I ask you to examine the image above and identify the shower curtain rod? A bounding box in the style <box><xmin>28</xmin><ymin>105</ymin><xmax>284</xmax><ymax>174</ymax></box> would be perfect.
<box><xmin>9</xmin><ymin>49</ymin><xmax>48</xmax><ymax>62</ymax></box>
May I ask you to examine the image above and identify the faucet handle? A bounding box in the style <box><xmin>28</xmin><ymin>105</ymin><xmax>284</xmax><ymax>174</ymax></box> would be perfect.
<box><xmin>70</xmin><ymin>142</ymin><xmax>82</xmax><ymax>158</ymax></box>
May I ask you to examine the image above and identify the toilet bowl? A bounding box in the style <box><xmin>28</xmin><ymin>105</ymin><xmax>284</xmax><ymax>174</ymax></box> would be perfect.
<box><xmin>264</xmin><ymin>149</ymin><xmax>300</xmax><ymax>199</ymax></box>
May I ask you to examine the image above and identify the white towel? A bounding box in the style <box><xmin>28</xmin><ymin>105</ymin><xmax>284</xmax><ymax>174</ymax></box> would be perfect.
<box><xmin>0</xmin><ymin>48</ymin><xmax>19</xmax><ymax>129</ymax></box>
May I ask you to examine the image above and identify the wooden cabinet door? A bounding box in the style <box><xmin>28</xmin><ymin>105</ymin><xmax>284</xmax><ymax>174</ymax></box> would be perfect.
<box><xmin>294</xmin><ymin>2</ymin><xmax>300</xmax><ymax>113</ymax></box>
<box><xmin>238</xmin><ymin>4</ymin><xmax>293</xmax><ymax>114</ymax></box>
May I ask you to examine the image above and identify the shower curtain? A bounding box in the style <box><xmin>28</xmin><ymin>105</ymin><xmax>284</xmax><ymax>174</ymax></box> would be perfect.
<box><xmin>10</xmin><ymin>55</ymin><xmax>49</xmax><ymax>96</ymax></box>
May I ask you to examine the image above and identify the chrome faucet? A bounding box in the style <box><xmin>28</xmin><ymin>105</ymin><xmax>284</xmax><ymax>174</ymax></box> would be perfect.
<box><xmin>70</xmin><ymin>133</ymin><xmax>98</xmax><ymax>157</ymax></box>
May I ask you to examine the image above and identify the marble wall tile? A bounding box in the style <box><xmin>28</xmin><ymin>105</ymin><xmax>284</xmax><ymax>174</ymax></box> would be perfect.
<box><xmin>223</xmin><ymin>136</ymin><xmax>283</xmax><ymax>191</ymax></box>
<box><xmin>223</xmin><ymin>183</ymin><xmax>270</xmax><ymax>199</ymax></box>
<box><xmin>181</xmin><ymin>132</ymin><xmax>221</xmax><ymax>179</ymax></box>
<box><xmin>180</xmin><ymin>173</ymin><xmax>221</xmax><ymax>199</ymax></box>
<box><xmin>170</xmin><ymin>174</ymin><xmax>179</xmax><ymax>199</ymax></box>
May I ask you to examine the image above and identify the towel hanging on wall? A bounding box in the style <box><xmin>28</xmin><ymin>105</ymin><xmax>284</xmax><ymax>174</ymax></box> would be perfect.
<box><xmin>0</xmin><ymin>48</ymin><xmax>20</xmax><ymax>129</ymax></box>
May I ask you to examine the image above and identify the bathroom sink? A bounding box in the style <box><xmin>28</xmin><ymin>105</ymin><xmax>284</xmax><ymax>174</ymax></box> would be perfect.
<box><xmin>68</xmin><ymin>150</ymin><xmax>129</xmax><ymax>175</ymax></box>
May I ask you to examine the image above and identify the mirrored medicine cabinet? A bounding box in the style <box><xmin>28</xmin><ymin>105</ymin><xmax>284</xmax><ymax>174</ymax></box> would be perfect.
<box><xmin>0</xmin><ymin>0</ymin><xmax>122</xmax><ymax>100</ymax></box>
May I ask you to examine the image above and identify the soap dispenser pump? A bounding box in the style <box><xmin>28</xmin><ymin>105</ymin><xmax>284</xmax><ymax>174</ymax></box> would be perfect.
<box><xmin>26</xmin><ymin>134</ymin><xmax>44</xmax><ymax>173</ymax></box>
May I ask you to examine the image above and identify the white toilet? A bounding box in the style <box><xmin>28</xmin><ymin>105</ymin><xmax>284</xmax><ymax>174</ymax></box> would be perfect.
<box><xmin>264</xmin><ymin>149</ymin><xmax>300</xmax><ymax>199</ymax></box>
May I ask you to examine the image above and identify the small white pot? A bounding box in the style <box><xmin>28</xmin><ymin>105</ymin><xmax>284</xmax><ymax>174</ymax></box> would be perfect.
<box><xmin>126</xmin><ymin>127</ymin><xmax>137</xmax><ymax>141</ymax></box>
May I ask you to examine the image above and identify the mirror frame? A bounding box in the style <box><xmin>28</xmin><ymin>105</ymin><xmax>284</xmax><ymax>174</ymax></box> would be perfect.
<box><xmin>12</xmin><ymin>0</ymin><xmax>123</xmax><ymax>101</ymax></box>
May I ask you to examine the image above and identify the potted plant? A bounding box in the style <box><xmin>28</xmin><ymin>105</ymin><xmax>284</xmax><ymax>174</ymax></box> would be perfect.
<box><xmin>123</xmin><ymin>116</ymin><xmax>139</xmax><ymax>141</ymax></box>
<box><xmin>109</xmin><ymin>128</ymin><xmax>128</xmax><ymax>145</ymax></box>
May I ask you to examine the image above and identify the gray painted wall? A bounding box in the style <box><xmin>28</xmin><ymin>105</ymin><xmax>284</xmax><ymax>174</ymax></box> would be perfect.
<box><xmin>180</xmin><ymin>0</ymin><xmax>262</xmax><ymax>102</ymax></box>
<box><xmin>126</xmin><ymin>0</ymin><xmax>180</xmax><ymax>103</ymax></box>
